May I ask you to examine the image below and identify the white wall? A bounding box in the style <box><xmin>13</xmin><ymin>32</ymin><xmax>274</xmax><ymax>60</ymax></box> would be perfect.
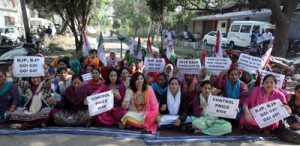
<box><xmin>216</xmin><ymin>20</ymin><xmax>227</xmax><ymax>33</ymax></box>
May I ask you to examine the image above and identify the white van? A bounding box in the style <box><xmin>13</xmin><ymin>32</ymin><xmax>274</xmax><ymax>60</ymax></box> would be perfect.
<box><xmin>29</xmin><ymin>18</ymin><xmax>56</xmax><ymax>35</ymax></box>
<box><xmin>227</xmin><ymin>21</ymin><xmax>274</xmax><ymax>49</ymax></box>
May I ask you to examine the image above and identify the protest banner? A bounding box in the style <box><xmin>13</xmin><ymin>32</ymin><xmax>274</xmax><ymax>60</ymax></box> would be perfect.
<box><xmin>259</xmin><ymin>70</ymin><xmax>285</xmax><ymax>89</ymax></box>
<box><xmin>82</xmin><ymin>73</ymin><xmax>92</xmax><ymax>82</ymax></box>
<box><xmin>250</xmin><ymin>99</ymin><xmax>290</xmax><ymax>128</ymax></box>
<box><xmin>206</xmin><ymin>95</ymin><xmax>240</xmax><ymax>119</ymax></box>
<box><xmin>238</xmin><ymin>53</ymin><xmax>263</xmax><ymax>74</ymax></box>
<box><xmin>177</xmin><ymin>59</ymin><xmax>201</xmax><ymax>74</ymax></box>
<box><xmin>87</xmin><ymin>90</ymin><xmax>114</xmax><ymax>116</ymax></box>
<box><xmin>205</xmin><ymin>57</ymin><xmax>231</xmax><ymax>75</ymax></box>
<box><xmin>144</xmin><ymin>57</ymin><xmax>165</xmax><ymax>72</ymax></box>
<box><xmin>13</xmin><ymin>56</ymin><xmax>45</xmax><ymax>77</ymax></box>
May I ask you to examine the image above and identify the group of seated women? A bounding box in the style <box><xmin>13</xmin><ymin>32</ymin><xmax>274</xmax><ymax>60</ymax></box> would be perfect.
<box><xmin>0</xmin><ymin>53</ymin><xmax>299</xmax><ymax>137</ymax></box>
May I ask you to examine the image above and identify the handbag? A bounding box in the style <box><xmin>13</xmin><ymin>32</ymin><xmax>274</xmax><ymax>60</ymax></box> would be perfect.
<box><xmin>278</xmin><ymin>115</ymin><xmax>300</xmax><ymax>144</ymax></box>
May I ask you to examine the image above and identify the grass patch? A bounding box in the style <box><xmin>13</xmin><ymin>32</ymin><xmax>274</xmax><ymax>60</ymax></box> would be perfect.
<box><xmin>174</xmin><ymin>46</ymin><xmax>199</xmax><ymax>58</ymax></box>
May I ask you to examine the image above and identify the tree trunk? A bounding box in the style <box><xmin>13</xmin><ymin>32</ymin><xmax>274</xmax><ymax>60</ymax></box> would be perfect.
<box><xmin>160</xmin><ymin>22</ymin><xmax>164</xmax><ymax>53</ymax></box>
<box><xmin>272</xmin><ymin>21</ymin><xmax>290</xmax><ymax>57</ymax></box>
<box><xmin>59</xmin><ymin>21</ymin><xmax>69</xmax><ymax>35</ymax></box>
<box><xmin>70</xmin><ymin>20</ymin><xmax>81</xmax><ymax>52</ymax></box>
<box><xmin>20</xmin><ymin>0</ymin><xmax>31</xmax><ymax>43</ymax></box>
<box><xmin>134</xmin><ymin>27</ymin><xmax>139</xmax><ymax>37</ymax></box>
<box><xmin>267</xmin><ymin>0</ymin><xmax>300</xmax><ymax>57</ymax></box>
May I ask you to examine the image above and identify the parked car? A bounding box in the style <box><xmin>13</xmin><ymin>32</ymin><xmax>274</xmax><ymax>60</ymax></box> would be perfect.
<box><xmin>0</xmin><ymin>26</ymin><xmax>21</xmax><ymax>44</ymax></box>
<box><xmin>202</xmin><ymin>31</ymin><xmax>228</xmax><ymax>47</ymax></box>
<box><xmin>29</xmin><ymin>18</ymin><xmax>57</xmax><ymax>35</ymax></box>
<box><xmin>227</xmin><ymin>21</ymin><xmax>275</xmax><ymax>49</ymax></box>
<box><xmin>86</xmin><ymin>26</ymin><xmax>97</xmax><ymax>34</ymax></box>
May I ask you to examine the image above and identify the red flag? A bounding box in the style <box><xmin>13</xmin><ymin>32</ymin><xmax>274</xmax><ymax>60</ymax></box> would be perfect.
<box><xmin>146</xmin><ymin>36</ymin><xmax>153</xmax><ymax>57</ymax></box>
<box><xmin>261</xmin><ymin>44</ymin><xmax>273</xmax><ymax>67</ymax></box>
<box><xmin>214</xmin><ymin>30</ymin><xmax>223</xmax><ymax>58</ymax></box>
<box><xmin>11</xmin><ymin>0</ymin><xmax>16</xmax><ymax>8</ymax></box>
<box><xmin>202</xmin><ymin>50</ymin><xmax>206</xmax><ymax>65</ymax></box>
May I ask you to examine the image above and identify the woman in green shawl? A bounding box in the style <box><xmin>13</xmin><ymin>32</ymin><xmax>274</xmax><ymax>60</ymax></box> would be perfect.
<box><xmin>240</xmin><ymin>71</ymin><xmax>256</xmax><ymax>94</ymax></box>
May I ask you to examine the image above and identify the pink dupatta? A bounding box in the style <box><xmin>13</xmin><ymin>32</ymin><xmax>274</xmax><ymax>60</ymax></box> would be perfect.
<box><xmin>143</xmin><ymin>86</ymin><xmax>159</xmax><ymax>133</ymax></box>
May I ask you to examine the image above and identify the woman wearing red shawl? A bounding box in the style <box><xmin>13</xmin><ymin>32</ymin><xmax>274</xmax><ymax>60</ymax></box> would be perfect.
<box><xmin>181</xmin><ymin>74</ymin><xmax>200</xmax><ymax>114</ymax></box>
<box><xmin>95</xmin><ymin>68</ymin><xmax>127</xmax><ymax>125</ymax></box>
<box><xmin>128</xmin><ymin>62</ymin><xmax>137</xmax><ymax>77</ymax></box>
<box><xmin>121</xmin><ymin>72</ymin><xmax>159</xmax><ymax>133</ymax></box>
<box><xmin>48</xmin><ymin>74</ymin><xmax>94</xmax><ymax>126</ymax></box>
<box><xmin>87</xmin><ymin>68</ymin><xmax>103</xmax><ymax>92</ymax></box>
<box><xmin>240</xmin><ymin>74</ymin><xmax>291</xmax><ymax>132</ymax></box>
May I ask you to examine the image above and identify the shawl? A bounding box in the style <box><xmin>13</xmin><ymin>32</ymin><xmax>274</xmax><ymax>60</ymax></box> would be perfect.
<box><xmin>0</xmin><ymin>82</ymin><xmax>12</xmax><ymax>97</ymax></box>
<box><xmin>167</xmin><ymin>87</ymin><xmax>181</xmax><ymax>115</ymax></box>
<box><xmin>151</xmin><ymin>83</ymin><xmax>168</xmax><ymax>96</ymax></box>
<box><xmin>226</xmin><ymin>78</ymin><xmax>241</xmax><ymax>99</ymax></box>
<box><xmin>87</xmin><ymin>79</ymin><xmax>102</xmax><ymax>91</ymax></box>
<box><xmin>63</xmin><ymin>84</ymin><xmax>93</xmax><ymax>105</ymax></box>
<box><xmin>164</xmin><ymin>64</ymin><xmax>174</xmax><ymax>80</ymax></box>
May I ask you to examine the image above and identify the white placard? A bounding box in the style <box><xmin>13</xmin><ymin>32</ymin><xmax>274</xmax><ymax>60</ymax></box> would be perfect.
<box><xmin>13</xmin><ymin>56</ymin><xmax>45</xmax><ymax>77</ymax></box>
<box><xmin>82</xmin><ymin>73</ymin><xmax>92</xmax><ymax>82</ymax></box>
<box><xmin>259</xmin><ymin>70</ymin><xmax>285</xmax><ymax>89</ymax></box>
<box><xmin>177</xmin><ymin>59</ymin><xmax>201</xmax><ymax>74</ymax></box>
<box><xmin>250</xmin><ymin>99</ymin><xmax>290</xmax><ymax>128</ymax></box>
<box><xmin>238</xmin><ymin>53</ymin><xmax>263</xmax><ymax>74</ymax></box>
<box><xmin>206</xmin><ymin>95</ymin><xmax>240</xmax><ymax>119</ymax></box>
<box><xmin>205</xmin><ymin>57</ymin><xmax>231</xmax><ymax>75</ymax></box>
<box><xmin>87</xmin><ymin>90</ymin><xmax>114</xmax><ymax>116</ymax></box>
<box><xmin>144</xmin><ymin>57</ymin><xmax>165</xmax><ymax>72</ymax></box>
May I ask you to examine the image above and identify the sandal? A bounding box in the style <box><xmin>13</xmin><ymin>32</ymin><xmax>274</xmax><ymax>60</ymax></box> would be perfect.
<box><xmin>10</xmin><ymin>123</ymin><xmax>23</xmax><ymax>129</ymax></box>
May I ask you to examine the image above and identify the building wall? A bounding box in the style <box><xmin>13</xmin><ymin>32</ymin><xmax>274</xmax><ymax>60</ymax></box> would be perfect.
<box><xmin>216</xmin><ymin>20</ymin><xmax>227</xmax><ymax>33</ymax></box>
<box><xmin>194</xmin><ymin>21</ymin><xmax>203</xmax><ymax>34</ymax></box>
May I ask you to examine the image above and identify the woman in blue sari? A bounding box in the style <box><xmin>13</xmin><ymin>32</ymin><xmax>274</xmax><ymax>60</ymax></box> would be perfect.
<box><xmin>0</xmin><ymin>70</ymin><xmax>19</xmax><ymax>123</ymax></box>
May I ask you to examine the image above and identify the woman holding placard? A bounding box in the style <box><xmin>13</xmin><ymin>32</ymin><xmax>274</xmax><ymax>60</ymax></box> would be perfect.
<box><xmin>192</xmin><ymin>80</ymin><xmax>232</xmax><ymax>135</ymax></box>
<box><xmin>48</xmin><ymin>74</ymin><xmax>93</xmax><ymax>127</ymax></box>
<box><xmin>87</xmin><ymin>68</ymin><xmax>103</xmax><ymax>92</ymax></box>
<box><xmin>120</xmin><ymin>72</ymin><xmax>159</xmax><ymax>133</ymax></box>
<box><xmin>240</xmin><ymin>74</ymin><xmax>291</xmax><ymax>132</ymax></box>
<box><xmin>9</xmin><ymin>65</ymin><xmax>52</xmax><ymax>129</ymax></box>
<box><xmin>157</xmin><ymin>77</ymin><xmax>191</xmax><ymax>127</ymax></box>
<box><xmin>94</xmin><ymin>68</ymin><xmax>126</xmax><ymax>126</ymax></box>
<box><xmin>212</xmin><ymin>68</ymin><xmax>249</xmax><ymax>122</ymax></box>
<box><xmin>0</xmin><ymin>70</ymin><xmax>19</xmax><ymax>123</ymax></box>
<box><xmin>151</xmin><ymin>73</ymin><xmax>168</xmax><ymax>103</ymax></box>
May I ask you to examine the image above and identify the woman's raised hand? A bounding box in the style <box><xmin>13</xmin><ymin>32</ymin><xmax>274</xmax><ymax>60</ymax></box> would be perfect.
<box><xmin>160</xmin><ymin>104</ymin><xmax>167</xmax><ymax>111</ymax></box>
<box><xmin>47</xmin><ymin>97</ymin><xmax>57</xmax><ymax>105</ymax></box>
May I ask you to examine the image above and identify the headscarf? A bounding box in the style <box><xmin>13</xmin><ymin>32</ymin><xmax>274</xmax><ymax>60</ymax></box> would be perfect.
<box><xmin>164</xmin><ymin>64</ymin><xmax>174</xmax><ymax>80</ymax></box>
<box><xmin>70</xmin><ymin>60</ymin><xmax>82</xmax><ymax>74</ymax></box>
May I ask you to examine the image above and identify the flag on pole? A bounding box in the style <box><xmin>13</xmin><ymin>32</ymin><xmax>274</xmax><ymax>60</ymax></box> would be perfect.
<box><xmin>129</xmin><ymin>37</ymin><xmax>137</xmax><ymax>55</ymax></box>
<box><xmin>97</xmin><ymin>32</ymin><xmax>107</xmax><ymax>66</ymax></box>
<box><xmin>82</xmin><ymin>26</ymin><xmax>90</xmax><ymax>57</ymax></box>
<box><xmin>166</xmin><ymin>31</ymin><xmax>176</xmax><ymax>63</ymax></box>
<box><xmin>136</xmin><ymin>36</ymin><xmax>142</xmax><ymax>60</ymax></box>
<box><xmin>214</xmin><ymin>30</ymin><xmax>223</xmax><ymax>58</ymax></box>
<box><xmin>261</xmin><ymin>44</ymin><xmax>273</xmax><ymax>67</ymax></box>
<box><xmin>146</xmin><ymin>36</ymin><xmax>153</xmax><ymax>57</ymax></box>
<box><xmin>12</xmin><ymin>0</ymin><xmax>16</xmax><ymax>8</ymax></box>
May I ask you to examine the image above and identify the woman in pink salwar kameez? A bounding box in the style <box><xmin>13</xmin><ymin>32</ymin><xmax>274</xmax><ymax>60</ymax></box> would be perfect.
<box><xmin>241</xmin><ymin>74</ymin><xmax>291</xmax><ymax>132</ymax></box>
<box><xmin>95</xmin><ymin>68</ymin><xmax>126</xmax><ymax>126</ymax></box>
<box><xmin>121</xmin><ymin>72</ymin><xmax>159</xmax><ymax>133</ymax></box>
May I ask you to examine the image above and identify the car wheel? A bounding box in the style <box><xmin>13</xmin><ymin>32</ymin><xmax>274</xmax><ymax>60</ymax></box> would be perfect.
<box><xmin>203</xmin><ymin>40</ymin><xmax>207</xmax><ymax>46</ymax></box>
<box><xmin>229</xmin><ymin>42</ymin><xmax>234</xmax><ymax>50</ymax></box>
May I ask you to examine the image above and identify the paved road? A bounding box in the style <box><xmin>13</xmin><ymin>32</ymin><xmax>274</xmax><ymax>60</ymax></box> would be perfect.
<box><xmin>0</xmin><ymin>134</ymin><xmax>296</xmax><ymax>146</ymax></box>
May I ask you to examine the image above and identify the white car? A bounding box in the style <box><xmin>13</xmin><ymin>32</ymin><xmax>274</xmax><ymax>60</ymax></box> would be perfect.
<box><xmin>0</xmin><ymin>26</ymin><xmax>21</xmax><ymax>43</ymax></box>
<box><xmin>202</xmin><ymin>31</ymin><xmax>228</xmax><ymax>47</ymax></box>
<box><xmin>86</xmin><ymin>26</ymin><xmax>97</xmax><ymax>34</ymax></box>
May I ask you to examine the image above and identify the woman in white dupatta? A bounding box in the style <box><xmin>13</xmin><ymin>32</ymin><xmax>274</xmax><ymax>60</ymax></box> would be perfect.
<box><xmin>157</xmin><ymin>77</ymin><xmax>191</xmax><ymax>127</ymax></box>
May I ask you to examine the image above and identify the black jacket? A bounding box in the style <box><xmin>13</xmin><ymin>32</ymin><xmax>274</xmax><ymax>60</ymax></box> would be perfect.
<box><xmin>159</xmin><ymin>91</ymin><xmax>188</xmax><ymax>122</ymax></box>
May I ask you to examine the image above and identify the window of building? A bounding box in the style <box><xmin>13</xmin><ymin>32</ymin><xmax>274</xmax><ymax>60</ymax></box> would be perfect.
<box><xmin>221</xmin><ymin>22</ymin><xmax>226</xmax><ymax>28</ymax></box>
